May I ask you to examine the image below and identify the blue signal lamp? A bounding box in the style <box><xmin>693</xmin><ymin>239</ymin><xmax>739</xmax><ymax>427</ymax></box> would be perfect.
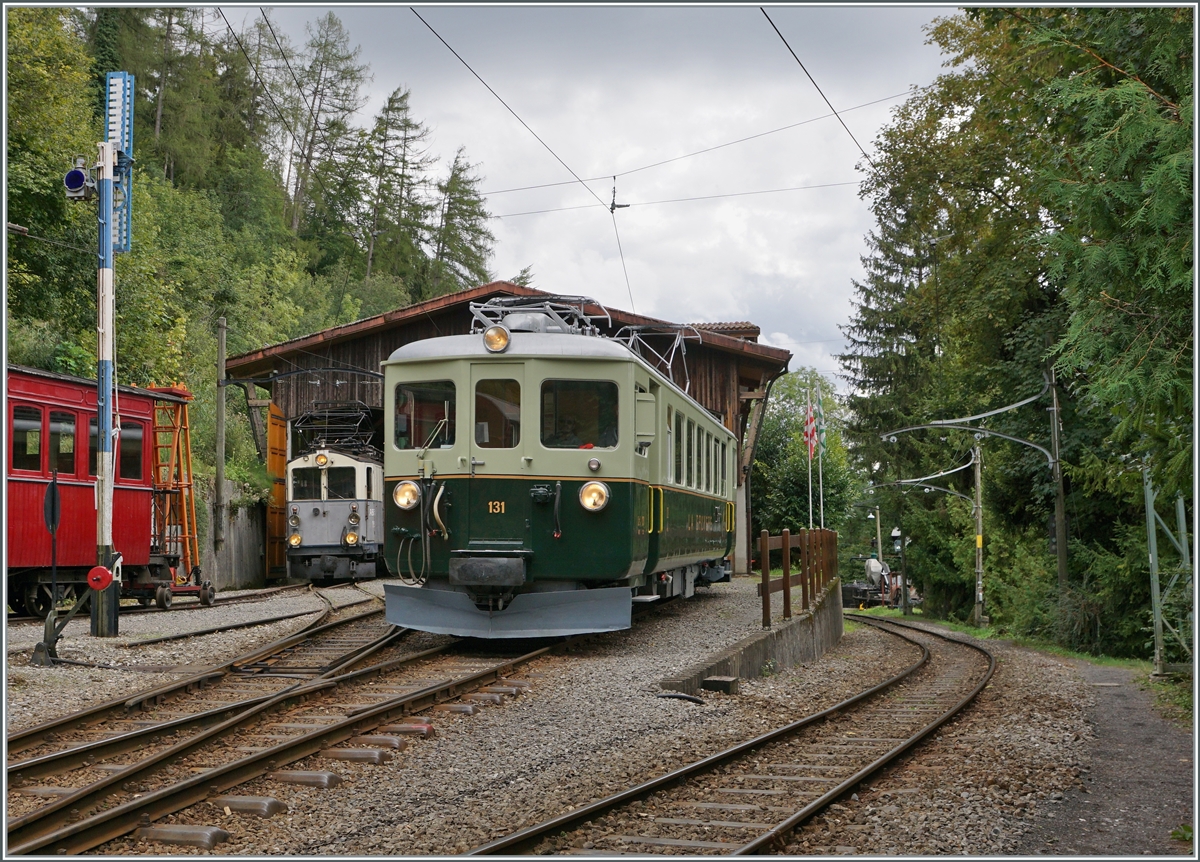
<box><xmin>64</xmin><ymin>156</ymin><xmax>94</xmax><ymax>201</ymax></box>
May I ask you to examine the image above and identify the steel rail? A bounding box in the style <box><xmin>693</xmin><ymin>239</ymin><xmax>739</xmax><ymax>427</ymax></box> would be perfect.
<box><xmin>6</xmin><ymin>582</ymin><xmax>317</xmax><ymax>625</ymax></box>
<box><xmin>5</xmin><ymin>605</ymin><xmax>372</xmax><ymax>754</ymax></box>
<box><xmin>7</xmin><ymin>625</ymin><xmax>410</xmax><ymax>786</ymax></box>
<box><xmin>469</xmin><ymin>616</ymin><xmax>993</xmax><ymax>856</ymax></box>
<box><xmin>9</xmin><ymin>641</ymin><xmax>557</xmax><ymax>855</ymax></box>
<box><xmin>467</xmin><ymin>627</ymin><xmax>931</xmax><ymax>855</ymax></box>
<box><xmin>733</xmin><ymin>615</ymin><xmax>996</xmax><ymax>853</ymax></box>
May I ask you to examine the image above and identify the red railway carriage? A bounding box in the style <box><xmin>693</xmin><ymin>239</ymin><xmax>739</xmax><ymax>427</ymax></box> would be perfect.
<box><xmin>6</xmin><ymin>365</ymin><xmax>206</xmax><ymax>616</ymax></box>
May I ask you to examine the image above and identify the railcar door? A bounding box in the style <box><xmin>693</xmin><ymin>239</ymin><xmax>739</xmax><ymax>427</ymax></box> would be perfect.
<box><xmin>466</xmin><ymin>364</ymin><xmax>530</xmax><ymax>554</ymax></box>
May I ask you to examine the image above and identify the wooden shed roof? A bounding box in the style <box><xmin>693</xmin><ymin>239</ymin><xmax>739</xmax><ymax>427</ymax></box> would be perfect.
<box><xmin>226</xmin><ymin>282</ymin><xmax>790</xmax><ymax>378</ymax></box>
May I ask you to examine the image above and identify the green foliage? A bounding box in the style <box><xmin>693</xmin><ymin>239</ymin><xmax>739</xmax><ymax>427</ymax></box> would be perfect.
<box><xmin>6</xmin><ymin>7</ymin><xmax>502</xmax><ymax>526</ymax></box>
<box><xmin>838</xmin><ymin>9</ymin><xmax>1193</xmax><ymax>658</ymax></box>
<box><xmin>751</xmin><ymin>370</ymin><xmax>859</xmax><ymax>541</ymax></box>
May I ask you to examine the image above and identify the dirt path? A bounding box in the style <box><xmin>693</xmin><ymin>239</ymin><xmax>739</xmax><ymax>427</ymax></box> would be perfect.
<box><xmin>1015</xmin><ymin>661</ymin><xmax>1193</xmax><ymax>855</ymax></box>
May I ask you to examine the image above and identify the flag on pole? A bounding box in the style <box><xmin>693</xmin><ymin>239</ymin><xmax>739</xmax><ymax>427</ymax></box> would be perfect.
<box><xmin>803</xmin><ymin>394</ymin><xmax>817</xmax><ymax>459</ymax></box>
<box><xmin>815</xmin><ymin>388</ymin><xmax>827</xmax><ymax>457</ymax></box>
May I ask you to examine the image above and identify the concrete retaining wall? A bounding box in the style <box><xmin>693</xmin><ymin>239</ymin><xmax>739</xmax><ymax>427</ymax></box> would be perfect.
<box><xmin>662</xmin><ymin>578</ymin><xmax>844</xmax><ymax>696</ymax></box>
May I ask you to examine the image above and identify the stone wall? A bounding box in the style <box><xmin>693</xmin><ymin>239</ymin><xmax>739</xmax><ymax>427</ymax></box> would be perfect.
<box><xmin>661</xmin><ymin>578</ymin><xmax>844</xmax><ymax>695</ymax></box>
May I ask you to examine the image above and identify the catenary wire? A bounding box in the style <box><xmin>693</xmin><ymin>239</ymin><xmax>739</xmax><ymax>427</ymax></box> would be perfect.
<box><xmin>259</xmin><ymin>8</ymin><xmax>321</xmax><ymax>142</ymax></box>
<box><xmin>760</xmin><ymin>7</ymin><xmax>876</xmax><ymax>170</ymax></box>
<box><xmin>490</xmin><ymin>180</ymin><xmax>858</xmax><ymax>219</ymax></box>
<box><xmin>410</xmin><ymin>6</ymin><xmax>634</xmax><ymax>309</ymax></box>
<box><xmin>481</xmin><ymin>89</ymin><xmax>914</xmax><ymax>197</ymax></box>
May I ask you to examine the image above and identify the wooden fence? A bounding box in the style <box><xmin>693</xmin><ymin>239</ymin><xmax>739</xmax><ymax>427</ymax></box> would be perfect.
<box><xmin>757</xmin><ymin>528</ymin><xmax>838</xmax><ymax>627</ymax></box>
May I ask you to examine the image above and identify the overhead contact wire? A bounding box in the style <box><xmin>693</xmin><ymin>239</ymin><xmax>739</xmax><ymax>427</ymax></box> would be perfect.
<box><xmin>760</xmin><ymin>7</ymin><xmax>876</xmax><ymax>170</ymax></box>
<box><xmin>411</xmin><ymin>7</ymin><xmax>635</xmax><ymax>309</ymax></box>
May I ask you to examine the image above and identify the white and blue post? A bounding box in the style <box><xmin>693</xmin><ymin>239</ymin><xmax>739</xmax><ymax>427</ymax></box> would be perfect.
<box><xmin>92</xmin><ymin>72</ymin><xmax>133</xmax><ymax>637</ymax></box>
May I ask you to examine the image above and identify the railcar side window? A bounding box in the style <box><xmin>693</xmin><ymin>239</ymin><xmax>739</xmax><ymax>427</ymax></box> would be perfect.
<box><xmin>700</xmin><ymin>432</ymin><xmax>710</xmax><ymax>492</ymax></box>
<box><xmin>327</xmin><ymin>467</ymin><xmax>356</xmax><ymax>500</ymax></box>
<box><xmin>476</xmin><ymin>379</ymin><xmax>522</xmax><ymax>448</ymax></box>
<box><xmin>666</xmin><ymin>408</ymin><xmax>674</xmax><ymax>482</ymax></box>
<box><xmin>540</xmin><ymin>380</ymin><xmax>618</xmax><ymax>449</ymax></box>
<box><xmin>50</xmin><ymin>411</ymin><xmax>76</xmax><ymax>476</ymax></box>
<box><xmin>119</xmin><ymin>420</ymin><xmax>144</xmax><ymax>481</ymax></box>
<box><xmin>715</xmin><ymin>441</ymin><xmax>724</xmax><ymax>497</ymax></box>
<box><xmin>686</xmin><ymin>419</ymin><xmax>695</xmax><ymax>487</ymax></box>
<box><xmin>12</xmin><ymin>406</ymin><xmax>42</xmax><ymax>472</ymax></box>
<box><xmin>395</xmin><ymin>381</ymin><xmax>456</xmax><ymax>450</ymax></box>
<box><xmin>292</xmin><ymin>467</ymin><xmax>321</xmax><ymax>500</ymax></box>
<box><xmin>674</xmin><ymin>411</ymin><xmax>684</xmax><ymax>484</ymax></box>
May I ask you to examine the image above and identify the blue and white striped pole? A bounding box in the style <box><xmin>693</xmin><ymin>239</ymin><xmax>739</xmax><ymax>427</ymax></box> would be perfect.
<box><xmin>92</xmin><ymin>140</ymin><xmax>120</xmax><ymax>636</ymax></box>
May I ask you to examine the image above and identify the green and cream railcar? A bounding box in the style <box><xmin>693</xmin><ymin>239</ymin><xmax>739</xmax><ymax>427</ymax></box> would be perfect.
<box><xmin>383</xmin><ymin>304</ymin><xmax>736</xmax><ymax>638</ymax></box>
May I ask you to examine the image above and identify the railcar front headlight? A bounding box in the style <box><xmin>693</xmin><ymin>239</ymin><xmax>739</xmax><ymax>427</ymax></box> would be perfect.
<box><xmin>345</xmin><ymin>531</ymin><xmax>359</xmax><ymax>546</ymax></box>
<box><xmin>579</xmin><ymin>481</ymin><xmax>610</xmax><ymax>512</ymax></box>
<box><xmin>315</xmin><ymin>453</ymin><xmax>329</xmax><ymax>467</ymax></box>
<box><xmin>393</xmin><ymin>480</ymin><xmax>421</xmax><ymax>510</ymax></box>
<box><xmin>288</xmin><ymin>533</ymin><xmax>303</xmax><ymax>547</ymax></box>
<box><xmin>347</xmin><ymin>511</ymin><xmax>361</xmax><ymax>526</ymax></box>
<box><xmin>482</xmin><ymin>325</ymin><xmax>510</xmax><ymax>353</ymax></box>
<box><xmin>288</xmin><ymin>514</ymin><xmax>301</xmax><ymax>527</ymax></box>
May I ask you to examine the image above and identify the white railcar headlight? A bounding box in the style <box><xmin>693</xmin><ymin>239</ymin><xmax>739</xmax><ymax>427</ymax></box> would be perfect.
<box><xmin>315</xmin><ymin>453</ymin><xmax>329</xmax><ymax>467</ymax></box>
<box><xmin>393</xmin><ymin>480</ymin><xmax>421</xmax><ymax>510</ymax></box>
<box><xmin>288</xmin><ymin>514</ymin><xmax>301</xmax><ymax>527</ymax></box>
<box><xmin>579</xmin><ymin>481</ymin><xmax>610</xmax><ymax>512</ymax></box>
<box><xmin>347</xmin><ymin>512</ymin><xmax>361</xmax><ymax>526</ymax></box>
<box><xmin>482</xmin><ymin>325</ymin><xmax>510</xmax><ymax>353</ymax></box>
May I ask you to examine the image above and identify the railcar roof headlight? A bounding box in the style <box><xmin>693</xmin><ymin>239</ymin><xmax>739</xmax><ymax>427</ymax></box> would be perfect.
<box><xmin>347</xmin><ymin>512</ymin><xmax>361</xmax><ymax>526</ymax></box>
<box><xmin>345</xmin><ymin>531</ymin><xmax>359</xmax><ymax>546</ymax></box>
<box><xmin>315</xmin><ymin>453</ymin><xmax>329</xmax><ymax>467</ymax></box>
<box><xmin>288</xmin><ymin>514</ymin><xmax>301</xmax><ymax>527</ymax></box>
<box><xmin>579</xmin><ymin>481</ymin><xmax>610</xmax><ymax>512</ymax></box>
<box><xmin>288</xmin><ymin>533</ymin><xmax>303</xmax><ymax>547</ymax></box>
<box><xmin>393</xmin><ymin>480</ymin><xmax>421</xmax><ymax>510</ymax></box>
<box><xmin>482</xmin><ymin>324</ymin><xmax>510</xmax><ymax>353</ymax></box>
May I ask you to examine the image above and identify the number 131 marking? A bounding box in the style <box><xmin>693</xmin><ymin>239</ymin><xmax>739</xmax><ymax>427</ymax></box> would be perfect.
<box><xmin>487</xmin><ymin>500</ymin><xmax>506</xmax><ymax>514</ymax></box>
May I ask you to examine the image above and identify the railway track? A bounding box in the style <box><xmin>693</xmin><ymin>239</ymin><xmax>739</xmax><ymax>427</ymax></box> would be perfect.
<box><xmin>6</xmin><ymin>628</ymin><xmax>564</xmax><ymax>855</ymax></box>
<box><xmin>6</xmin><ymin>582</ymin><xmax>321</xmax><ymax>625</ymax></box>
<box><xmin>468</xmin><ymin>615</ymin><xmax>994</xmax><ymax>856</ymax></box>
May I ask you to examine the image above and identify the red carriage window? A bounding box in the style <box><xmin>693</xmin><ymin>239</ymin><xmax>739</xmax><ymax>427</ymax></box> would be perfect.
<box><xmin>12</xmin><ymin>405</ymin><xmax>43</xmax><ymax>472</ymax></box>
<box><xmin>89</xmin><ymin>417</ymin><xmax>98</xmax><ymax>476</ymax></box>
<box><xmin>119</xmin><ymin>420</ymin><xmax>144</xmax><ymax>481</ymax></box>
<box><xmin>50</xmin><ymin>411</ymin><xmax>76</xmax><ymax>476</ymax></box>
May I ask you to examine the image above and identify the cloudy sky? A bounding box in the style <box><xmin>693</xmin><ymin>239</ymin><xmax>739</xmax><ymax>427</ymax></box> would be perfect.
<box><xmin>240</xmin><ymin>5</ymin><xmax>950</xmax><ymax>384</ymax></box>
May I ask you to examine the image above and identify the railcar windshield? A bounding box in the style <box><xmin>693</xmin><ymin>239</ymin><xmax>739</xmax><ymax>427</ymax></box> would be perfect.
<box><xmin>395</xmin><ymin>381</ymin><xmax>456</xmax><ymax>450</ymax></box>
<box><xmin>476</xmin><ymin>379</ymin><xmax>521</xmax><ymax>448</ymax></box>
<box><xmin>540</xmin><ymin>380</ymin><xmax>618</xmax><ymax>449</ymax></box>
<box><xmin>292</xmin><ymin>467</ymin><xmax>321</xmax><ymax>500</ymax></box>
<box><xmin>326</xmin><ymin>467</ymin><xmax>357</xmax><ymax>499</ymax></box>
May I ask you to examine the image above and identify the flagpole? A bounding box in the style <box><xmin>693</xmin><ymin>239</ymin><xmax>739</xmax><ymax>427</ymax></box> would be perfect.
<box><xmin>806</xmin><ymin>388</ymin><xmax>813</xmax><ymax>530</ymax></box>
<box><xmin>817</xmin><ymin>388</ymin><xmax>825</xmax><ymax>529</ymax></box>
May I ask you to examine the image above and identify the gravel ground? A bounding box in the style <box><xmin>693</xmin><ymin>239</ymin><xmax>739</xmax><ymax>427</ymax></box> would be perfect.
<box><xmin>100</xmin><ymin>582</ymin><xmax>916</xmax><ymax>855</ymax></box>
<box><xmin>780</xmin><ymin>621</ymin><xmax>1094</xmax><ymax>855</ymax></box>
<box><xmin>7</xmin><ymin>582</ymin><xmax>1132</xmax><ymax>857</ymax></box>
<box><xmin>5</xmin><ymin>584</ymin><xmax>373</xmax><ymax>735</ymax></box>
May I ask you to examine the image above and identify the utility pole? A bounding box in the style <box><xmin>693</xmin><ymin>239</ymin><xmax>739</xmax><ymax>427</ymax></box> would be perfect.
<box><xmin>1049</xmin><ymin>365</ymin><xmax>1069</xmax><ymax>592</ymax></box>
<box><xmin>898</xmin><ymin>522</ymin><xmax>911</xmax><ymax>616</ymax></box>
<box><xmin>874</xmin><ymin>505</ymin><xmax>884</xmax><ymax>563</ymax></box>
<box><xmin>973</xmin><ymin>443</ymin><xmax>984</xmax><ymax>627</ymax></box>
<box><xmin>215</xmin><ymin>317</ymin><xmax>226</xmax><ymax>548</ymax></box>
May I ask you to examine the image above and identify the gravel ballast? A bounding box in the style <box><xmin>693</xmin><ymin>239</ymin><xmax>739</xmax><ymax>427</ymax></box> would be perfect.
<box><xmin>7</xmin><ymin>582</ymin><xmax>1116</xmax><ymax>855</ymax></box>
